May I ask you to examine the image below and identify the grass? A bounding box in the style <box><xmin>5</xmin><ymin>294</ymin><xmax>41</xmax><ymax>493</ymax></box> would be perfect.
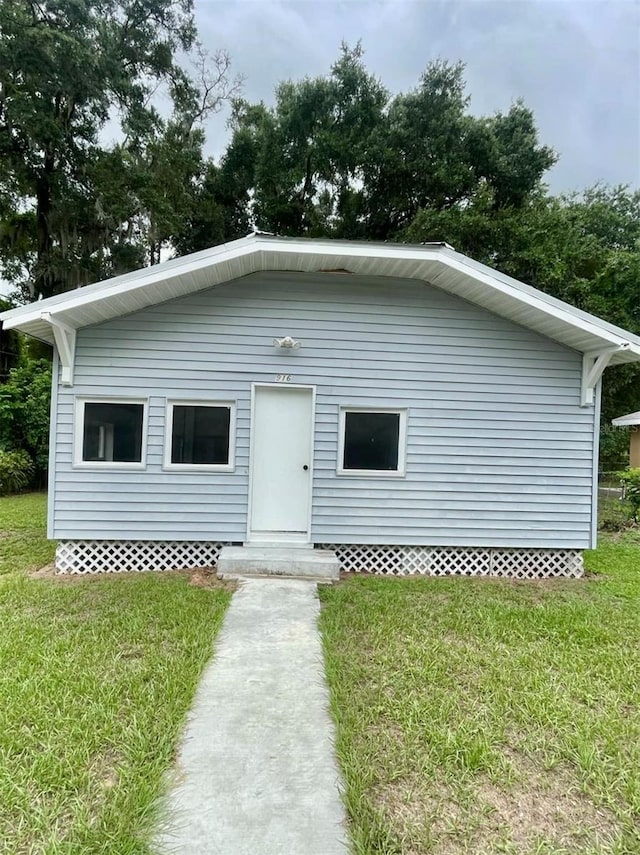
<box><xmin>598</xmin><ymin>494</ymin><xmax>635</xmax><ymax>532</ymax></box>
<box><xmin>0</xmin><ymin>492</ymin><xmax>232</xmax><ymax>854</ymax></box>
<box><xmin>319</xmin><ymin>539</ymin><xmax>640</xmax><ymax>854</ymax></box>
<box><xmin>6</xmin><ymin>492</ymin><xmax>640</xmax><ymax>853</ymax></box>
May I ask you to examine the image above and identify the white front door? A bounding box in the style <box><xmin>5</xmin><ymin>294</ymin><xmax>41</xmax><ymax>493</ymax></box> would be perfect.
<box><xmin>249</xmin><ymin>385</ymin><xmax>314</xmax><ymax>543</ymax></box>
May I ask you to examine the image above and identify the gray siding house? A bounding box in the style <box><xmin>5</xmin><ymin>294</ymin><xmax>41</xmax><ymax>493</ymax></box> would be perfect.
<box><xmin>4</xmin><ymin>234</ymin><xmax>640</xmax><ymax>577</ymax></box>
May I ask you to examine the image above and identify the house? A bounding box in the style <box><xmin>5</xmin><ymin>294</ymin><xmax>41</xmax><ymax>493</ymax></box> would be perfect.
<box><xmin>611</xmin><ymin>411</ymin><xmax>640</xmax><ymax>467</ymax></box>
<box><xmin>3</xmin><ymin>233</ymin><xmax>640</xmax><ymax>578</ymax></box>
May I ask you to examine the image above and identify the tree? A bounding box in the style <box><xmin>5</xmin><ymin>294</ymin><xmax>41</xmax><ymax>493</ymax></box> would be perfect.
<box><xmin>220</xmin><ymin>43</ymin><xmax>389</xmax><ymax>241</ymax></box>
<box><xmin>0</xmin><ymin>299</ymin><xmax>22</xmax><ymax>381</ymax></box>
<box><xmin>0</xmin><ymin>0</ymin><xmax>238</xmax><ymax>299</ymax></box>
<box><xmin>219</xmin><ymin>49</ymin><xmax>556</xmax><ymax>243</ymax></box>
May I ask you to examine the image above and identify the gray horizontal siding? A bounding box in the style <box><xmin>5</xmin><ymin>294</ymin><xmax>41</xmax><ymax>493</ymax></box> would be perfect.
<box><xmin>52</xmin><ymin>272</ymin><xmax>594</xmax><ymax>547</ymax></box>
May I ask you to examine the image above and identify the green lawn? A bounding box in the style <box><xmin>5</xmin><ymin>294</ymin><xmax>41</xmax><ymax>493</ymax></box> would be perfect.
<box><xmin>5</xmin><ymin>493</ymin><xmax>640</xmax><ymax>854</ymax></box>
<box><xmin>320</xmin><ymin>539</ymin><xmax>640</xmax><ymax>855</ymax></box>
<box><xmin>0</xmin><ymin>492</ymin><xmax>232</xmax><ymax>854</ymax></box>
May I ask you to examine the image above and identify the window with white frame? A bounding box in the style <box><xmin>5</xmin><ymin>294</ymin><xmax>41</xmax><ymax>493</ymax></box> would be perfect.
<box><xmin>338</xmin><ymin>408</ymin><xmax>407</xmax><ymax>475</ymax></box>
<box><xmin>166</xmin><ymin>402</ymin><xmax>235</xmax><ymax>469</ymax></box>
<box><xmin>76</xmin><ymin>400</ymin><xmax>146</xmax><ymax>465</ymax></box>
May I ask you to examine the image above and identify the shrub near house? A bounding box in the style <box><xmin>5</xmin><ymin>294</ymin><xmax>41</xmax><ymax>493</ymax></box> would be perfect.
<box><xmin>0</xmin><ymin>450</ymin><xmax>33</xmax><ymax>495</ymax></box>
<box><xmin>618</xmin><ymin>469</ymin><xmax>640</xmax><ymax>521</ymax></box>
<box><xmin>0</xmin><ymin>358</ymin><xmax>51</xmax><ymax>491</ymax></box>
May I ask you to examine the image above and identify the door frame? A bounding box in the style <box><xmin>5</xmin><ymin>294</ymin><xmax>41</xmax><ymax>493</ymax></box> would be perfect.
<box><xmin>246</xmin><ymin>382</ymin><xmax>316</xmax><ymax>544</ymax></box>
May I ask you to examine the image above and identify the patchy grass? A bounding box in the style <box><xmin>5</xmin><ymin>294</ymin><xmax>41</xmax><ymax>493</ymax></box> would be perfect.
<box><xmin>319</xmin><ymin>538</ymin><xmax>640</xmax><ymax>854</ymax></box>
<box><xmin>0</xmin><ymin>492</ymin><xmax>232</xmax><ymax>854</ymax></box>
<box><xmin>0</xmin><ymin>491</ymin><xmax>55</xmax><ymax>574</ymax></box>
<box><xmin>598</xmin><ymin>494</ymin><xmax>635</xmax><ymax>532</ymax></box>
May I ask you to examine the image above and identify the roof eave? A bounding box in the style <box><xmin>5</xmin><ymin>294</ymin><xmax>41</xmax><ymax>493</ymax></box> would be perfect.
<box><xmin>2</xmin><ymin>235</ymin><xmax>640</xmax><ymax>365</ymax></box>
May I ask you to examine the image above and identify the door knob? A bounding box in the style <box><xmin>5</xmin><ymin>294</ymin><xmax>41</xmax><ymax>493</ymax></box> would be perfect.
<box><xmin>303</xmin><ymin>465</ymin><xmax>309</xmax><ymax>471</ymax></box>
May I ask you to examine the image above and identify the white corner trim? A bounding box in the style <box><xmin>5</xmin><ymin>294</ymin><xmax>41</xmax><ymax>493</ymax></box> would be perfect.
<box><xmin>591</xmin><ymin>380</ymin><xmax>602</xmax><ymax>549</ymax></box>
<box><xmin>42</xmin><ymin>312</ymin><xmax>76</xmax><ymax>385</ymax></box>
<box><xmin>580</xmin><ymin>348</ymin><xmax>624</xmax><ymax>406</ymax></box>
<box><xmin>47</xmin><ymin>351</ymin><xmax>59</xmax><ymax>539</ymax></box>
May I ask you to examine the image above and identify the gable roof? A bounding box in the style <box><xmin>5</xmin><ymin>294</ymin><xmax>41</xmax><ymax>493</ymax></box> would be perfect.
<box><xmin>2</xmin><ymin>232</ymin><xmax>640</xmax><ymax>366</ymax></box>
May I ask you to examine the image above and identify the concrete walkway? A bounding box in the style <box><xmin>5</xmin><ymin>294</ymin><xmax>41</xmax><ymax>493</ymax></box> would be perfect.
<box><xmin>154</xmin><ymin>577</ymin><xmax>349</xmax><ymax>855</ymax></box>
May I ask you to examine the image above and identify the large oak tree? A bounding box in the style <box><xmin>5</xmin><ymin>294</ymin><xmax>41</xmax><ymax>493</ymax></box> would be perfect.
<box><xmin>0</xmin><ymin>0</ymin><xmax>237</xmax><ymax>299</ymax></box>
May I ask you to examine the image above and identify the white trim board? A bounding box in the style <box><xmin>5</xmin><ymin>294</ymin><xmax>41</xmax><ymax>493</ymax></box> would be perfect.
<box><xmin>163</xmin><ymin>399</ymin><xmax>237</xmax><ymax>472</ymax></box>
<box><xmin>73</xmin><ymin>397</ymin><xmax>149</xmax><ymax>470</ymax></box>
<box><xmin>337</xmin><ymin>406</ymin><xmax>408</xmax><ymax>477</ymax></box>
<box><xmin>246</xmin><ymin>383</ymin><xmax>316</xmax><ymax>545</ymax></box>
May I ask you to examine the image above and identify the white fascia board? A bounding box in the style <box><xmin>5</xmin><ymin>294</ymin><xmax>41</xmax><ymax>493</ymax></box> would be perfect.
<box><xmin>433</xmin><ymin>253</ymin><xmax>633</xmax><ymax>351</ymax></box>
<box><xmin>443</xmin><ymin>246</ymin><xmax>640</xmax><ymax>350</ymax></box>
<box><xmin>0</xmin><ymin>236</ymin><xmax>261</xmax><ymax>329</ymax></box>
<box><xmin>258</xmin><ymin>237</ymin><xmax>639</xmax><ymax>352</ymax></box>
<box><xmin>0</xmin><ymin>236</ymin><xmax>431</xmax><ymax>329</ymax></box>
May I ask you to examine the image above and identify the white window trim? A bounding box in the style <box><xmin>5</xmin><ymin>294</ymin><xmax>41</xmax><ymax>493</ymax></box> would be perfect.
<box><xmin>163</xmin><ymin>399</ymin><xmax>236</xmax><ymax>472</ymax></box>
<box><xmin>73</xmin><ymin>397</ymin><xmax>148</xmax><ymax>469</ymax></box>
<box><xmin>337</xmin><ymin>406</ymin><xmax>408</xmax><ymax>477</ymax></box>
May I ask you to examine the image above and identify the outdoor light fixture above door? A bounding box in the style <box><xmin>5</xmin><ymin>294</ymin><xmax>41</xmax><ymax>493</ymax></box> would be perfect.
<box><xmin>273</xmin><ymin>336</ymin><xmax>301</xmax><ymax>350</ymax></box>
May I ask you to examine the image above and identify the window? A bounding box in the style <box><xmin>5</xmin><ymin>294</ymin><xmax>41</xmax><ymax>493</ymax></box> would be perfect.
<box><xmin>338</xmin><ymin>408</ymin><xmax>407</xmax><ymax>476</ymax></box>
<box><xmin>76</xmin><ymin>400</ymin><xmax>146</xmax><ymax>465</ymax></box>
<box><xmin>166</xmin><ymin>402</ymin><xmax>235</xmax><ymax>469</ymax></box>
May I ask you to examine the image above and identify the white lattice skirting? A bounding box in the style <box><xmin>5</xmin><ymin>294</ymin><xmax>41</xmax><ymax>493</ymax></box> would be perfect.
<box><xmin>55</xmin><ymin>540</ymin><xmax>231</xmax><ymax>574</ymax></box>
<box><xmin>319</xmin><ymin>544</ymin><xmax>584</xmax><ymax>579</ymax></box>
<box><xmin>55</xmin><ymin>540</ymin><xmax>583</xmax><ymax>578</ymax></box>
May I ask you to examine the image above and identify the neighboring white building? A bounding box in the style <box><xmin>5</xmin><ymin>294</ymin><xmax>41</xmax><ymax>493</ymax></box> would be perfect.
<box><xmin>4</xmin><ymin>234</ymin><xmax>640</xmax><ymax>577</ymax></box>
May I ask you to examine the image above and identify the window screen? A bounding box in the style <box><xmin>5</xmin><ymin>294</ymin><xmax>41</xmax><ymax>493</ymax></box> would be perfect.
<box><xmin>342</xmin><ymin>411</ymin><xmax>400</xmax><ymax>471</ymax></box>
<box><xmin>82</xmin><ymin>402</ymin><xmax>144</xmax><ymax>462</ymax></box>
<box><xmin>171</xmin><ymin>405</ymin><xmax>231</xmax><ymax>465</ymax></box>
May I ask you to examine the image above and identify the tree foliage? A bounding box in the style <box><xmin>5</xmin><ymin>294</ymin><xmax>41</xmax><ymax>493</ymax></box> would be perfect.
<box><xmin>0</xmin><ymin>0</ymin><xmax>238</xmax><ymax>299</ymax></box>
<box><xmin>619</xmin><ymin>468</ymin><xmax>640</xmax><ymax>521</ymax></box>
<box><xmin>0</xmin><ymin>298</ymin><xmax>21</xmax><ymax>381</ymax></box>
<box><xmin>0</xmin><ymin>358</ymin><xmax>52</xmax><ymax>484</ymax></box>
<box><xmin>218</xmin><ymin>45</ymin><xmax>556</xmax><ymax>242</ymax></box>
<box><xmin>0</xmin><ymin>449</ymin><xmax>33</xmax><ymax>495</ymax></box>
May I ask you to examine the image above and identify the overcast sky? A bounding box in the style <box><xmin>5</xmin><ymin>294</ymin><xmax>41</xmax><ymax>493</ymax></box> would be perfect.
<box><xmin>195</xmin><ymin>0</ymin><xmax>640</xmax><ymax>194</ymax></box>
<box><xmin>3</xmin><ymin>0</ymin><xmax>638</xmax><ymax>300</ymax></box>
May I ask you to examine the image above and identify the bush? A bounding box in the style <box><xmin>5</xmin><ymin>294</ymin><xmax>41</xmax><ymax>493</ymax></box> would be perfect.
<box><xmin>0</xmin><ymin>357</ymin><xmax>51</xmax><ymax>485</ymax></box>
<box><xmin>599</xmin><ymin>424</ymin><xmax>629</xmax><ymax>472</ymax></box>
<box><xmin>618</xmin><ymin>468</ymin><xmax>640</xmax><ymax>521</ymax></box>
<box><xmin>0</xmin><ymin>449</ymin><xmax>34</xmax><ymax>495</ymax></box>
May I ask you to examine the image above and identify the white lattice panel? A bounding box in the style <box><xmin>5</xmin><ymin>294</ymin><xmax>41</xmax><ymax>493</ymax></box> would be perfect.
<box><xmin>489</xmin><ymin>548</ymin><xmax>583</xmax><ymax>579</ymax></box>
<box><xmin>318</xmin><ymin>544</ymin><xmax>583</xmax><ymax>579</ymax></box>
<box><xmin>55</xmin><ymin>540</ymin><xmax>231</xmax><ymax>574</ymax></box>
<box><xmin>56</xmin><ymin>540</ymin><xmax>583</xmax><ymax>579</ymax></box>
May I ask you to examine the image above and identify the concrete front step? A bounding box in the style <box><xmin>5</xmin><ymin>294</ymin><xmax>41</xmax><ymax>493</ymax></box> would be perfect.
<box><xmin>217</xmin><ymin>546</ymin><xmax>340</xmax><ymax>581</ymax></box>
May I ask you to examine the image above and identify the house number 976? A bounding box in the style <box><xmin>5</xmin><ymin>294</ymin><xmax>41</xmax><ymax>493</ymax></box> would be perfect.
<box><xmin>274</xmin><ymin>374</ymin><xmax>292</xmax><ymax>382</ymax></box>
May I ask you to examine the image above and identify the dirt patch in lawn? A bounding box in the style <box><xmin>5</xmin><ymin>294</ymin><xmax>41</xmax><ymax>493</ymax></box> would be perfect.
<box><xmin>475</xmin><ymin>750</ymin><xmax>620</xmax><ymax>852</ymax></box>
<box><xmin>187</xmin><ymin>567</ymin><xmax>236</xmax><ymax>590</ymax></box>
<box><xmin>29</xmin><ymin>564</ymin><xmax>236</xmax><ymax>591</ymax></box>
<box><xmin>374</xmin><ymin>748</ymin><xmax>622</xmax><ymax>854</ymax></box>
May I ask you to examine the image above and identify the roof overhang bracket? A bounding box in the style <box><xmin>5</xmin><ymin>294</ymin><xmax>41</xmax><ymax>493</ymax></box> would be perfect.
<box><xmin>580</xmin><ymin>347</ymin><xmax>625</xmax><ymax>406</ymax></box>
<box><xmin>41</xmin><ymin>312</ymin><xmax>76</xmax><ymax>386</ymax></box>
